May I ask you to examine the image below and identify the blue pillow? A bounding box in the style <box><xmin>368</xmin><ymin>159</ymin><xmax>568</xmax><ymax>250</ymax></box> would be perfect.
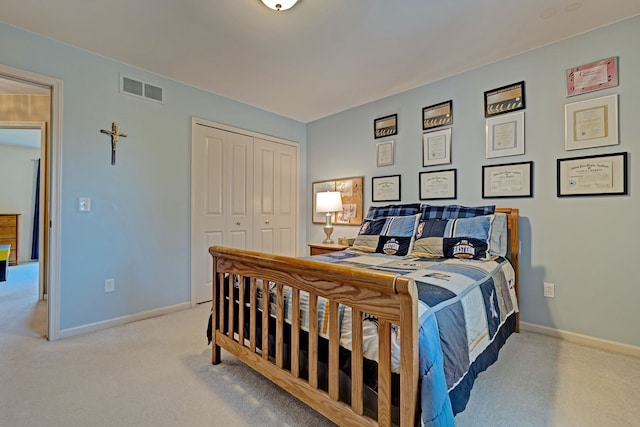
<box><xmin>366</xmin><ymin>203</ymin><xmax>421</xmax><ymax>219</ymax></box>
<box><xmin>353</xmin><ymin>214</ymin><xmax>420</xmax><ymax>256</ymax></box>
<box><xmin>419</xmin><ymin>204</ymin><xmax>495</xmax><ymax>220</ymax></box>
<box><xmin>413</xmin><ymin>214</ymin><xmax>507</xmax><ymax>259</ymax></box>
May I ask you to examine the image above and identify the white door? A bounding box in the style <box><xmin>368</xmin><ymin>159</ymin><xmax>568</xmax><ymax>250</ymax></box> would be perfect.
<box><xmin>253</xmin><ymin>138</ymin><xmax>297</xmax><ymax>256</ymax></box>
<box><xmin>192</xmin><ymin>124</ymin><xmax>253</xmax><ymax>303</ymax></box>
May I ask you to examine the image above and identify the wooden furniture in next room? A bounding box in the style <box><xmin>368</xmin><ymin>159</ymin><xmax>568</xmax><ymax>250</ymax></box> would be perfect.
<box><xmin>0</xmin><ymin>213</ymin><xmax>20</xmax><ymax>266</ymax></box>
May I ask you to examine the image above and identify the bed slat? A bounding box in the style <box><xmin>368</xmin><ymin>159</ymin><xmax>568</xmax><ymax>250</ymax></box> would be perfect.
<box><xmin>309</xmin><ymin>294</ymin><xmax>319</xmax><ymax>389</ymax></box>
<box><xmin>351</xmin><ymin>308</ymin><xmax>364</xmax><ymax>416</ymax></box>
<box><xmin>262</xmin><ymin>279</ymin><xmax>269</xmax><ymax>361</ymax></box>
<box><xmin>249</xmin><ymin>278</ymin><xmax>257</xmax><ymax>352</ymax></box>
<box><xmin>378</xmin><ymin>320</ymin><xmax>392</xmax><ymax>427</ymax></box>
<box><xmin>328</xmin><ymin>300</ymin><xmax>340</xmax><ymax>401</ymax></box>
<box><xmin>291</xmin><ymin>288</ymin><xmax>301</xmax><ymax>378</ymax></box>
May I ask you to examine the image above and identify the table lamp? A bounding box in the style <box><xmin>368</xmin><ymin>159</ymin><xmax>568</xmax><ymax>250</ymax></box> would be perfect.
<box><xmin>315</xmin><ymin>191</ymin><xmax>343</xmax><ymax>244</ymax></box>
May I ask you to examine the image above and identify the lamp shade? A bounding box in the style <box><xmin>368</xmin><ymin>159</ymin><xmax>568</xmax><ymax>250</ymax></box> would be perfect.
<box><xmin>261</xmin><ymin>0</ymin><xmax>298</xmax><ymax>11</ymax></box>
<box><xmin>316</xmin><ymin>191</ymin><xmax>343</xmax><ymax>213</ymax></box>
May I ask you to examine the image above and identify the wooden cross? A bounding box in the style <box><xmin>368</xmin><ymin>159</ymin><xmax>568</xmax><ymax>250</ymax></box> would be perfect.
<box><xmin>100</xmin><ymin>122</ymin><xmax>127</xmax><ymax>165</ymax></box>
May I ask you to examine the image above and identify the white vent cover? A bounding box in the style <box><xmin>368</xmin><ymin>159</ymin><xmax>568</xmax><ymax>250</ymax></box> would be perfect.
<box><xmin>120</xmin><ymin>74</ymin><xmax>164</xmax><ymax>103</ymax></box>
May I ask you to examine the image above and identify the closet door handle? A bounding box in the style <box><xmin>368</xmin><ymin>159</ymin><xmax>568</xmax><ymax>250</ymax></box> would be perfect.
<box><xmin>265</xmin><ymin>220</ymin><xmax>270</xmax><ymax>224</ymax></box>
<box><xmin>236</xmin><ymin>221</ymin><xmax>241</xmax><ymax>226</ymax></box>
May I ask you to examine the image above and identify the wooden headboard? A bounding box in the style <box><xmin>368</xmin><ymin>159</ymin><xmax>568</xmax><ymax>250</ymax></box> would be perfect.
<box><xmin>496</xmin><ymin>207</ymin><xmax>519</xmax><ymax>332</ymax></box>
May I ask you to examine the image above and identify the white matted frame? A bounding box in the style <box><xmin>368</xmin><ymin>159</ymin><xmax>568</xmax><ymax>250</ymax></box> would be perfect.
<box><xmin>376</xmin><ymin>140</ymin><xmax>394</xmax><ymax>166</ymax></box>
<box><xmin>486</xmin><ymin>111</ymin><xmax>525</xmax><ymax>158</ymax></box>
<box><xmin>564</xmin><ymin>94</ymin><xmax>618</xmax><ymax>151</ymax></box>
<box><xmin>422</xmin><ymin>127</ymin><xmax>452</xmax><ymax>167</ymax></box>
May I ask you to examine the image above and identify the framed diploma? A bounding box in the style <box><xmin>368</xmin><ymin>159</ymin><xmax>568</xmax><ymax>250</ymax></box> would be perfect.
<box><xmin>485</xmin><ymin>111</ymin><xmax>525</xmax><ymax>158</ymax></box>
<box><xmin>376</xmin><ymin>140</ymin><xmax>394</xmax><ymax>167</ymax></box>
<box><xmin>312</xmin><ymin>176</ymin><xmax>364</xmax><ymax>225</ymax></box>
<box><xmin>372</xmin><ymin>174</ymin><xmax>401</xmax><ymax>202</ymax></box>
<box><xmin>566</xmin><ymin>57</ymin><xmax>618</xmax><ymax>97</ymax></box>
<box><xmin>419</xmin><ymin>169</ymin><xmax>457</xmax><ymax>200</ymax></box>
<box><xmin>482</xmin><ymin>161</ymin><xmax>533</xmax><ymax>198</ymax></box>
<box><xmin>557</xmin><ymin>152</ymin><xmax>627</xmax><ymax>197</ymax></box>
<box><xmin>374</xmin><ymin>114</ymin><xmax>398</xmax><ymax>139</ymax></box>
<box><xmin>422</xmin><ymin>127</ymin><xmax>452</xmax><ymax>167</ymax></box>
<box><xmin>422</xmin><ymin>100</ymin><xmax>453</xmax><ymax>130</ymax></box>
<box><xmin>564</xmin><ymin>94</ymin><xmax>618</xmax><ymax>151</ymax></box>
<box><xmin>484</xmin><ymin>81</ymin><xmax>526</xmax><ymax>117</ymax></box>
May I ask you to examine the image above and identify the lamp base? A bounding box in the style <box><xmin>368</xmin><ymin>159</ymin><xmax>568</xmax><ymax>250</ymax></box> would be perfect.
<box><xmin>322</xmin><ymin>225</ymin><xmax>334</xmax><ymax>244</ymax></box>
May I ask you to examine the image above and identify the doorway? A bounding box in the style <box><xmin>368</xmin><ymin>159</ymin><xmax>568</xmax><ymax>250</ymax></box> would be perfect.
<box><xmin>0</xmin><ymin>64</ymin><xmax>63</xmax><ymax>341</ymax></box>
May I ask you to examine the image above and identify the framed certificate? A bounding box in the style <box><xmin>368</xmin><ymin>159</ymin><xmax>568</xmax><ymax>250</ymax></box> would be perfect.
<box><xmin>566</xmin><ymin>57</ymin><xmax>619</xmax><ymax>97</ymax></box>
<box><xmin>372</xmin><ymin>174</ymin><xmax>401</xmax><ymax>202</ymax></box>
<box><xmin>376</xmin><ymin>140</ymin><xmax>394</xmax><ymax>167</ymax></box>
<box><xmin>557</xmin><ymin>152</ymin><xmax>627</xmax><ymax>197</ymax></box>
<box><xmin>485</xmin><ymin>111</ymin><xmax>525</xmax><ymax>158</ymax></box>
<box><xmin>422</xmin><ymin>127</ymin><xmax>452</xmax><ymax>166</ymax></box>
<box><xmin>419</xmin><ymin>169</ymin><xmax>457</xmax><ymax>200</ymax></box>
<box><xmin>565</xmin><ymin>94</ymin><xmax>618</xmax><ymax>151</ymax></box>
<box><xmin>482</xmin><ymin>161</ymin><xmax>533</xmax><ymax>198</ymax></box>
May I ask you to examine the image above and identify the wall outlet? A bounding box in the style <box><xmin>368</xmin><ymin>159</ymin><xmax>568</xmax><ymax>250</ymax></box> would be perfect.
<box><xmin>543</xmin><ymin>282</ymin><xmax>555</xmax><ymax>298</ymax></box>
<box><xmin>105</xmin><ymin>278</ymin><xmax>115</xmax><ymax>293</ymax></box>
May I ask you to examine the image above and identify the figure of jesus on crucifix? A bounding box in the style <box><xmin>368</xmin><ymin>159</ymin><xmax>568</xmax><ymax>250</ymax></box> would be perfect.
<box><xmin>100</xmin><ymin>122</ymin><xmax>127</xmax><ymax>165</ymax></box>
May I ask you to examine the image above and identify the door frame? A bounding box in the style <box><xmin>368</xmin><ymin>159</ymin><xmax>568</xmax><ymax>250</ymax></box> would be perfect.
<box><xmin>190</xmin><ymin>117</ymin><xmax>300</xmax><ymax>306</ymax></box>
<box><xmin>0</xmin><ymin>121</ymin><xmax>47</xmax><ymax>299</ymax></box>
<box><xmin>0</xmin><ymin>64</ymin><xmax>63</xmax><ymax>341</ymax></box>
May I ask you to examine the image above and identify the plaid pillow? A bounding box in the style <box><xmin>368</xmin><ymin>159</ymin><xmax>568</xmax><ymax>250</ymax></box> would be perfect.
<box><xmin>353</xmin><ymin>214</ymin><xmax>420</xmax><ymax>256</ymax></box>
<box><xmin>419</xmin><ymin>204</ymin><xmax>495</xmax><ymax>220</ymax></box>
<box><xmin>412</xmin><ymin>214</ymin><xmax>507</xmax><ymax>259</ymax></box>
<box><xmin>366</xmin><ymin>203</ymin><xmax>420</xmax><ymax>219</ymax></box>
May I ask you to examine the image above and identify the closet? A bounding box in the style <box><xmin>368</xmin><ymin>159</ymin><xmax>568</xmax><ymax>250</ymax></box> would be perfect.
<box><xmin>191</xmin><ymin>120</ymin><xmax>299</xmax><ymax>303</ymax></box>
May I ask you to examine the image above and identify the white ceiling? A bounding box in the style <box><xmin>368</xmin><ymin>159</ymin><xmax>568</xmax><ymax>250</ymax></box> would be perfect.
<box><xmin>1</xmin><ymin>0</ymin><xmax>639</xmax><ymax>123</ymax></box>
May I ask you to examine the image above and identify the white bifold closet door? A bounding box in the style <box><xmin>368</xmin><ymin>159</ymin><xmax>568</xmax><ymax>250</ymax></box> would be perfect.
<box><xmin>192</xmin><ymin>122</ymin><xmax>298</xmax><ymax>303</ymax></box>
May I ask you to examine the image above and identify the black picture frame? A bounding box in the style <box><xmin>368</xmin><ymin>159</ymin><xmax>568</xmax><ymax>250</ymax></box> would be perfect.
<box><xmin>482</xmin><ymin>161</ymin><xmax>533</xmax><ymax>198</ymax></box>
<box><xmin>484</xmin><ymin>81</ymin><xmax>526</xmax><ymax>117</ymax></box>
<box><xmin>422</xmin><ymin>100</ymin><xmax>453</xmax><ymax>130</ymax></box>
<box><xmin>374</xmin><ymin>114</ymin><xmax>398</xmax><ymax>139</ymax></box>
<box><xmin>419</xmin><ymin>169</ymin><xmax>457</xmax><ymax>200</ymax></box>
<box><xmin>371</xmin><ymin>174</ymin><xmax>401</xmax><ymax>202</ymax></box>
<box><xmin>557</xmin><ymin>152</ymin><xmax>627</xmax><ymax>197</ymax></box>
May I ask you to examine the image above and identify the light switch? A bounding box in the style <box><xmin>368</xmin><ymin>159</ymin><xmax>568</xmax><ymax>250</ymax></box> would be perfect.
<box><xmin>78</xmin><ymin>197</ymin><xmax>91</xmax><ymax>212</ymax></box>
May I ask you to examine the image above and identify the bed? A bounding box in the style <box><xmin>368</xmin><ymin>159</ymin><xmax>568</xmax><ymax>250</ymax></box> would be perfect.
<box><xmin>208</xmin><ymin>205</ymin><xmax>519</xmax><ymax>426</ymax></box>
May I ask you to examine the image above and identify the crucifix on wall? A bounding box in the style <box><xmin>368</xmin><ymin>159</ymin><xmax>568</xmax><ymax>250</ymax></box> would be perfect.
<box><xmin>100</xmin><ymin>122</ymin><xmax>127</xmax><ymax>165</ymax></box>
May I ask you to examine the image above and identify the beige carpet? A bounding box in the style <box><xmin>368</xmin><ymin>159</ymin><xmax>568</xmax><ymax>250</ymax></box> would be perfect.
<box><xmin>1</xmin><ymin>262</ymin><xmax>639</xmax><ymax>427</ymax></box>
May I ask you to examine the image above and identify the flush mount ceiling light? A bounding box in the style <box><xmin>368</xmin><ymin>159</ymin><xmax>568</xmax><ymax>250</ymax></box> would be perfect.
<box><xmin>261</xmin><ymin>0</ymin><xmax>298</xmax><ymax>11</ymax></box>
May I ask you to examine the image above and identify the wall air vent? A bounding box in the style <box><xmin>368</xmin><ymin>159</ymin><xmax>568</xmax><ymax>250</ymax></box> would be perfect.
<box><xmin>120</xmin><ymin>74</ymin><xmax>164</xmax><ymax>103</ymax></box>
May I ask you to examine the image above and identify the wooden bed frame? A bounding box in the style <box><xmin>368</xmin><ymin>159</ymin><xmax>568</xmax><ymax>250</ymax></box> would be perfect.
<box><xmin>209</xmin><ymin>208</ymin><xmax>519</xmax><ymax>426</ymax></box>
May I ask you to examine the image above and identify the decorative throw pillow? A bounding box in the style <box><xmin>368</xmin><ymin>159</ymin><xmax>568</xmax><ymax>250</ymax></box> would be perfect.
<box><xmin>412</xmin><ymin>213</ymin><xmax>507</xmax><ymax>259</ymax></box>
<box><xmin>353</xmin><ymin>214</ymin><xmax>420</xmax><ymax>256</ymax></box>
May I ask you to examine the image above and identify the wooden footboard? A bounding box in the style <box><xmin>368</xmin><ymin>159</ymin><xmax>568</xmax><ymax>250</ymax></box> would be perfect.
<box><xmin>209</xmin><ymin>246</ymin><xmax>419</xmax><ymax>427</ymax></box>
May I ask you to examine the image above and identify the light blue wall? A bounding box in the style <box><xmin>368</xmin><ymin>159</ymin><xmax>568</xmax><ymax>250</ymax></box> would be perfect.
<box><xmin>307</xmin><ymin>16</ymin><xmax>640</xmax><ymax>347</ymax></box>
<box><xmin>0</xmin><ymin>22</ymin><xmax>307</xmax><ymax>331</ymax></box>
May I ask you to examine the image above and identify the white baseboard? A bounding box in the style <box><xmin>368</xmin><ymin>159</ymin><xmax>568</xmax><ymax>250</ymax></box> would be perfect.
<box><xmin>59</xmin><ymin>302</ymin><xmax>191</xmax><ymax>339</ymax></box>
<box><xmin>521</xmin><ymin>322</ymin><xmax>640</xmax><ymax>359</ymax></box>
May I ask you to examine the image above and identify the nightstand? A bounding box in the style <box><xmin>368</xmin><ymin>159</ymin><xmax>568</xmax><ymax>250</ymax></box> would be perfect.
<box><xmin>308</xmin><ymin>243</ymin><xmax>349</xmax><ymax>256</ymax></box>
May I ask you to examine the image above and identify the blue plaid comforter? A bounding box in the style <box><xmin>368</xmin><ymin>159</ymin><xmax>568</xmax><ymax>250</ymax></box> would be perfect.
<box><xmin>308</xmin><ymin>248</ymin><xmax>518</xmax><ymax>426</ymax></box>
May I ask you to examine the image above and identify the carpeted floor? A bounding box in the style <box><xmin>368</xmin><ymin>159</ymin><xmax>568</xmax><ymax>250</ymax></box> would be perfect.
<box><xmin>1</xmin><ymin>262</ymin><xmax>639</xmax><ymax>426</ymax></box>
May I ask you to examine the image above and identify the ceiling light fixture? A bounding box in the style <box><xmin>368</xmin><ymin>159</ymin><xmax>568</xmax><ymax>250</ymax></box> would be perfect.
<box><xmin>261</xmin><ymin>0</ymin><xmax>298</xmax><ymax>11</ymax></box>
